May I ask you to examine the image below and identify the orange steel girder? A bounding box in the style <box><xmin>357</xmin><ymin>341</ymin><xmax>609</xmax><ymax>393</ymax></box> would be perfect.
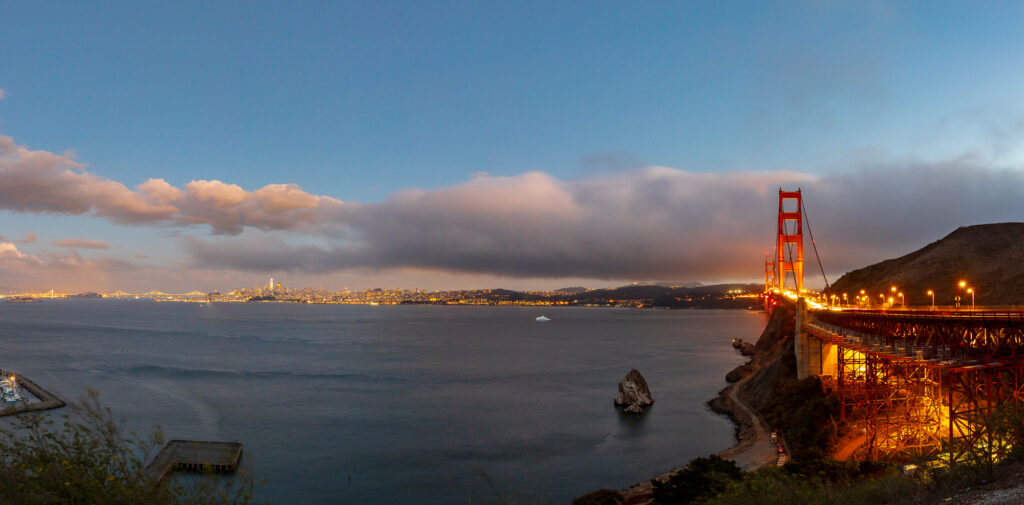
<box><xmin>813</xmin><ymin>309</ymin><xmax>1024</xmax><ymax>463</ymax></box>
<box><xmin>946</xmin><ymin>362</ymin><xmax>1024</xmax><ymax>464</ymax></box>
<box><xmin>776</xmin><ymin>189</ymin><xmax>804</xmax><ymax>292</ymax></box>
<box><xmin>836</xmin><ymin>346</ymin><xmax>944</xmax><ymax>460</ymax></box>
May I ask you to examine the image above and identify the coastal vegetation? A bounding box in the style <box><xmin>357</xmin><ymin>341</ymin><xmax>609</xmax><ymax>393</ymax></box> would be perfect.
<box><xmin>643</xmin><ymin>454</ymin><xmax>1024</xmax><ymax>505</ymax></box>
<box><xmin>0</xmin><ymin>390</ymin><xmax>260</xmax><ymax>505</ymax></box>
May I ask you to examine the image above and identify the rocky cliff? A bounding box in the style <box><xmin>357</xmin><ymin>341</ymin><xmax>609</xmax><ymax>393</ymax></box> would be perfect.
<box><xmin>711</xmin><ymin>301</ymin><xmax>839</xmax><ymax>462</ymax></box>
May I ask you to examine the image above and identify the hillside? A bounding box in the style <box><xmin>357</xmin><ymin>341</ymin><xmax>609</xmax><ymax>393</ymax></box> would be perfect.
<box><xmin>830</xmin><ymin>222</ymin><xmax>1024</xmax><ymax>306</ymax></box>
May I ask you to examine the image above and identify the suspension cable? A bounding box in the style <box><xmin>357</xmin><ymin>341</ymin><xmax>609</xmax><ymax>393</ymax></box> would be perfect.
<box><xmin>801</xmin><ymin>196</ymin><xmax>830</xmax><ymax>291</ymax></box>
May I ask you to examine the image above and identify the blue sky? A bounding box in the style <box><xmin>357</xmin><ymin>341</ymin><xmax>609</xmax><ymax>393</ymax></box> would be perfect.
<box><xmin>2</xmin><ymin>1</ymin><xmax>1024</xmax><ymax>292</ymax></box>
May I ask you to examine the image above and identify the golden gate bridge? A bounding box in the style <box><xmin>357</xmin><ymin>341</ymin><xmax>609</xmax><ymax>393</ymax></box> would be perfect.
<box><xmin>765</xmin><ymin>188</ymin><xmax>1024</xmax><ymax>464</ymax></box>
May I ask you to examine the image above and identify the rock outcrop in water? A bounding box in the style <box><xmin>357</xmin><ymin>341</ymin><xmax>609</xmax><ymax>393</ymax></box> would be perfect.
<box><xmin>614</xmin><ymin>369</ymin><xmax>653</xmax><ymax>414</ymax></box>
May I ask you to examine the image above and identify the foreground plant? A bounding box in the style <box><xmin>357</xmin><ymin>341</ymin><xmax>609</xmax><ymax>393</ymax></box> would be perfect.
<box><xmin>0</xmin><ymin>389</ymin><xmax>262</xmax><ymax>505</ymax></box>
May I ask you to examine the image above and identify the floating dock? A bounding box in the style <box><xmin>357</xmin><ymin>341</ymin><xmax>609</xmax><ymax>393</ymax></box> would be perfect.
<box><xmin>0</xmin><ymin>371</ymin><xmax>65</xmax><ymax>416</ymax></box>
<box><xmin>143</xmin><ymin>440</ymin><xmax>243</xmax><ymax>482</ymax></box>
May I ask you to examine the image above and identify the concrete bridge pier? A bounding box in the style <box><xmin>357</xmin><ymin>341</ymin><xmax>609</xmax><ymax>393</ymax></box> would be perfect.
<box><xmin>795</xmin><ymin>297</ymin><xmax>837</xmax><ymax>379</ymax></box>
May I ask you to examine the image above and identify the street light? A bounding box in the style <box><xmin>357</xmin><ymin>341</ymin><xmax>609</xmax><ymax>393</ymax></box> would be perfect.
<box><xmin>927</xmin><ymin>290</ymin><xmax>934</xmax><ymax>310</ymax></box>
<box><xmin>898</xmin><ymin>292</ymin><xmax>904</xmax><ymax>308</ymax></box>
<box><xmin>967</xmin><ymin>288</ymin><xmax>975</xmax><ymax>310</ymax></box>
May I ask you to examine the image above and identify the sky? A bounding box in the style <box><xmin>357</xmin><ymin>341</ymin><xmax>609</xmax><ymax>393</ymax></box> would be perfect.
<box><xmin>2</xmin><ymin>1</ymin><xmax>1024</xmax><ymax>293</ymax></box>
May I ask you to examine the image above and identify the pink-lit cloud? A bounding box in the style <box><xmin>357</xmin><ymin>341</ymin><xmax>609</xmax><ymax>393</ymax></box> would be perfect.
<box><xmin>0</xmin><ymin>135</ymin><xmax>344</xmax><ymax>235</ymax></box>
<box><xmin>53</xmin><ymin>238</ymin><xmax>111</xmax><ymax>250</ymax></box>
<box><xmin>0</xmin><ymin>242</ymin><xmax>43</xmax><ymax>268</ymax></box>
<box><xmin>0</xmin><ymin>241</ymin><xmax>150</xmax><ymax>292</ymax></box>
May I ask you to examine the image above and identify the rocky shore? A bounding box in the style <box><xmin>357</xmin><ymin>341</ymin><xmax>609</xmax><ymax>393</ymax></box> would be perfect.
<box><xmin>607</xmin><ymin>305</ymin><xmax>792</xmax><ymax>505</ymax></box>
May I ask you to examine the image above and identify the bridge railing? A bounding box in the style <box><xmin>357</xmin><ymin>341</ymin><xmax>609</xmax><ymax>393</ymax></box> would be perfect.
<box><xmin>814</xmin><ymin>303</ymin><xmax>1024</xmax><ymax>311</ymax></box>
<box><xmin>811</xmin><ymin>307</ymin><xmax>1024</xmax><ymax>322</ymax></box>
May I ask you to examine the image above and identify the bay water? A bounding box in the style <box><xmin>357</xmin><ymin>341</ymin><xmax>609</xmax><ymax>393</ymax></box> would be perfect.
<box><xmin>0</xmin><ymin>300</ymin><xmax>765</xmax><ymax>504</ymax></box>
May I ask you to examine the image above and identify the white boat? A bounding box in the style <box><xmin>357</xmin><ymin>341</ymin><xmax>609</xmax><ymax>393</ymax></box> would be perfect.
<box><xmin>536</xmin><ymin>315</ymin><xmax>551</xmax><ymax>322</ymax></box>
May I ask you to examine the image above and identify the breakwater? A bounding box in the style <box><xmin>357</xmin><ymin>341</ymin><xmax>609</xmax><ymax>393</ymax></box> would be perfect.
<box><xmin>0</xmin><ymin>370</ymin><xmax>65</xmax><ymax>416</ymax></box>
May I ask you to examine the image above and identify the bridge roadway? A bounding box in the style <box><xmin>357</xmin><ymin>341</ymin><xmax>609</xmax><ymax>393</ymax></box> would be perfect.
<box><xmin>810</xmin><ymin>306</ymin><xmax>1024</xmax><ymax>362</ymax></box>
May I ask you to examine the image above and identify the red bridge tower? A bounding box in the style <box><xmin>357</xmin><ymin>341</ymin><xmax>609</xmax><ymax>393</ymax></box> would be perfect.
<box><xmin>776</xmin><ymin>189</ymin><xmax>804</xmax><ymax>292</ymax></box>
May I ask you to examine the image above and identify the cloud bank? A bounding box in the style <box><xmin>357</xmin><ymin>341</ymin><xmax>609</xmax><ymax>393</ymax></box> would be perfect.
<box><xmin>5</xmin><ymin>134</ymin><xmax>1024</xmax><ymax>283</ymax></box>
<box><xmin>183</xmin><ymin>157</ymin><xmax>1024</xmax><ymax>281</ymax></box>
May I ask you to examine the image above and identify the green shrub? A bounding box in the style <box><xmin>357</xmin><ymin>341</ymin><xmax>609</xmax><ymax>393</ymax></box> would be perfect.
<box><xmin>651</xmin><ymin>455</ymin><xmax>743</xmax><ymax>505</ymax></box>
<box><xmin>707</xmin><ymin>466</ymin><xmax>917</xmax><ymax>505</ymax></box>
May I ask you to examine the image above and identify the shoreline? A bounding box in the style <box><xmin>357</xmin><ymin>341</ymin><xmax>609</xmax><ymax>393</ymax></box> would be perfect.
<box><xmin>616</xmin><ymin>364</ymin><xmax>778</xmax><ymax>505</ymax></box>
<box><xmin>615</xmin><ymin>314</ymin><xmax>782</xmax><ymax>505</ymax></box>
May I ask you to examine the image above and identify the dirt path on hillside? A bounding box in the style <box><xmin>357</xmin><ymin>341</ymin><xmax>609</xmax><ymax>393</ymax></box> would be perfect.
<box><xmin>718</xmin><ymin>372</ymin><xmax>781</xmax><ymax>470</ymax></box>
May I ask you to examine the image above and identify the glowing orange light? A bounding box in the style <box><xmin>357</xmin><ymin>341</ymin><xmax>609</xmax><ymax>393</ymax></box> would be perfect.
<box><xmin>959</xmin><ymin>281</ymin><xmax>967</xmax><ymax>288</ymax></box>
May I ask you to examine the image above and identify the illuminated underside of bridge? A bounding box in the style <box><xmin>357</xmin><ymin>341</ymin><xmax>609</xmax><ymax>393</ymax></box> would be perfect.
<box><xmin>804</xmin><ymin>307</ymin><xmax>1024</xmax><ymax>462</ymax></box>
<box><xmin>767</xmin><ymin>189</ymin><xmax>1024</xmax><ymax>463</ymax></box>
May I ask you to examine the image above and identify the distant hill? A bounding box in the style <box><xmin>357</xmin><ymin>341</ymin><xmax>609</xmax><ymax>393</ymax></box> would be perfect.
<box><xmin>830</xmin><ymin>223</ymin><xmax>1024</xmax><ymax>306</ymax></box>
<box><xmin>553</xmin><ymin>287</ymin><xmax>588</xmax><ymax>294</ymax></box>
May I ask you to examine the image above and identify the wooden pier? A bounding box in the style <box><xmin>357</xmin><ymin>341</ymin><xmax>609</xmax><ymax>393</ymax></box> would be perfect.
<box><xmin>0</xmin><ymin>371</ymin><xmax>65</xmax><ymax>417</ymax></box>
<box><xmin>143</xmin><ymin>440</ymin><xmax>243</xmax><ymax>482</ymax></box>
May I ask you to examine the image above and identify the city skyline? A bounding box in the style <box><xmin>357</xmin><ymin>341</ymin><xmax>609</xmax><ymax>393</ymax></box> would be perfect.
<box><xmin>4</xmin><ymin>2</ymin><xmax>1024</xmax><ymax>292</ymax></box>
